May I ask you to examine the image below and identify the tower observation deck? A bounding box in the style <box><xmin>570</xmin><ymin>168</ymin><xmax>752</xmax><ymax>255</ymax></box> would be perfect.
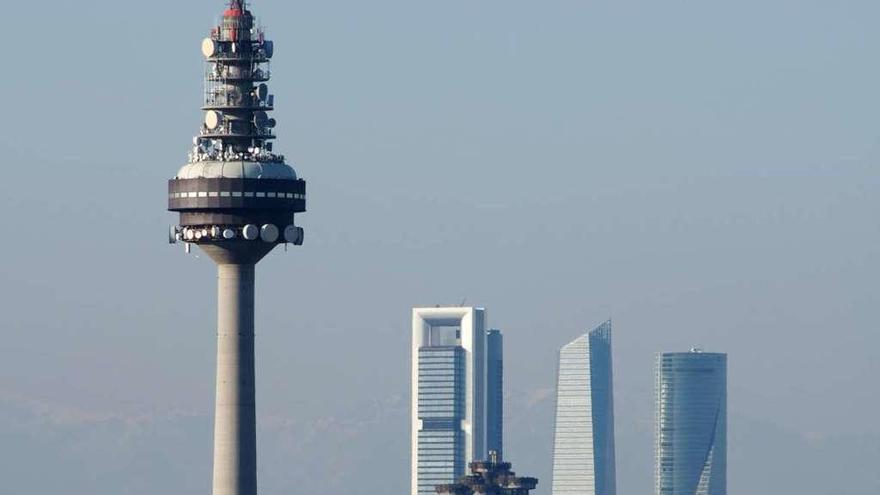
<box><xmin>166</xmin><ymin>2</ymin><xmax>305</xmax><ymax>495</ymax></box>
<box><xmin>169</xmin><ymin>0</ymin><xmax>305</xmax><ymax>257</ymax></box>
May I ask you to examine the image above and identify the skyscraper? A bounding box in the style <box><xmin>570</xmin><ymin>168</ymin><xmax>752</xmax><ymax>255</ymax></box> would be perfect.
<box><xmin>486</xmin><ymin>329</ymin><xmax>504</xmax><ymax>460</ymax></box>
<box><xmin>552</xmin><ymin>320</ymin><xmax>617</xmax><ymax>495</ymax></box>
<box><xmin>166</xmin><ymin>2</ymin><xmax>305</xmax><ymax>494</ymax></box>
<box><xmin>655</xmin><ymin>350</ymin><xmax>727</xmax><ymax>495</ymax></box>
<box><xmin>412</xmin><ymin>307</ymin><xmax>503</xmax><ymax>495</ymax></box>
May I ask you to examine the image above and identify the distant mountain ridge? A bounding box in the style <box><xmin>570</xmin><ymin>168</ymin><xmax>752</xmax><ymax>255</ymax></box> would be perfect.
<box><xmin>0</xmin><ymin>392</ymin><xmax>877</xmax><ymax>495</ymax></box>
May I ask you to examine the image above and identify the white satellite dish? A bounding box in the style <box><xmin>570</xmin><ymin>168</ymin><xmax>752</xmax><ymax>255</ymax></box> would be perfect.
<box><xmin>223</xmin><ymin>228</ymin><xmax>236</xmax><ymax>240</ymax></box>
<box><xmin>260</xmin><ymin>224</ymin><xmax>279</xmax><ymax>243</ymax></box>
<box><xmin>201</xmin><ymin>38</ymin><xmax>217</xmax><ymax>58</ymax></box>
<box><xmin>256</xmin><ymin>84</ymin><xmax>268</xmax><ymax>101</ymax></box>
<box><xmin>205</xmin><ymin>110</ymin><xmax>222</xmax><ymax>130</ymax></box>
<box><xmin>242</xmin><ymin>224</ymin><xmax>259</xmax><ymax>240</ymax></box>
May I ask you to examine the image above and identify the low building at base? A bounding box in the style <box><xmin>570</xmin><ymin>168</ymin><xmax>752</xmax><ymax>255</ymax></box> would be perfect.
<box><xmin>435</xmin><ymin>452</ymin><xmax>538</xmax><ymax>495</ymax></box>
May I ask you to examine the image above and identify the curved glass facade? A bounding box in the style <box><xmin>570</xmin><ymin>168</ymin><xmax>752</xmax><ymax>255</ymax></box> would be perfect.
<box><xmin>552</xmin><ymin>321</ymin><xmax>617</xmax><ymax>495</ymax></box>
<box><xmin>654</xmin><ymin>351</ymin><xmax>727</xmax><ymax>495</ymax></box>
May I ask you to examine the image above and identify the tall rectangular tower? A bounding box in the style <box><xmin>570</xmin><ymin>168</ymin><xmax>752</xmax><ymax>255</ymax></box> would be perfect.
<box><xmin>486</xmin><ymin>329</ymin><xmax>503</xmax><ymax>460</ymax></box>
<box><xmin>552</xmin><ymin>320</ymin><xmax>617</xmax><ymax>495</ymax></box>
<box><xmin>412</xmin><ymin>307</ymin><xmax>501</xmax><ymax>495</ymax></box>
<box><xmin>655</xmin><ymin>350</ymin><xmax>727</xmax><ymax>495</ymax></box>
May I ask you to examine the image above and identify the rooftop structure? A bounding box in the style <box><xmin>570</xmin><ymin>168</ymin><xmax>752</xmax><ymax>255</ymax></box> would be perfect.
<box><xmin>435</xmin><ymin>452</ymin><xmax>538</xmax><ymax>495</ymax></box>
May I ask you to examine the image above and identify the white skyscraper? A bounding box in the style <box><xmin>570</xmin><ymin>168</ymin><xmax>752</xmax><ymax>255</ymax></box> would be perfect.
<box><xmin>411</xmin><ymin>307</ymin><xmax>502</xmax><ymax>495</ymax></box>
<box><xmin>552</xmin><ymin>320</ymin><xmax>617</xmax><ymax>495</ymax></box>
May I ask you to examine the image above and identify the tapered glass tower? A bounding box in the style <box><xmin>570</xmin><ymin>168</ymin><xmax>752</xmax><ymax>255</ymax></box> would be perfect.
<box><xmin>654</xmin><ymin>350</ymin><xmax>727</xmax><ymax>495</ymax></box>
<box><xmin>552</xmin><ymin>320</ymin><xmax>617</xmax><ymax>495</ymax></box>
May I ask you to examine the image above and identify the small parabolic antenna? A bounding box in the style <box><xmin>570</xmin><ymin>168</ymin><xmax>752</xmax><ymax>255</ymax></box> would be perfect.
<box><xmin>256</xmin><ymin>83</ymin><xmax>268</xmax><ymax>101</ymax></box>
<box><xmin>205</xmin><ymin>110</ymin><xmax>222</xmax><ymax>130</ymax></box>
<box><xmin>242</xmin><ymin>224</ymin><xmax>259</xmax><ymax>240</ymax></box>
<box><xmin>201</xmin><ymin>38</ymin><xmax>218</xmax><ymax>58</ymax></box>
<box><xmin>283</xmin><ymin>225</ymin><xmax>301</xmax><ymax>244</ymax></box>
<box><xmin>254</xmin><ymin>111</ymin><xmax>269</xmax><ymax>128</ymax></box>
<box><xmin>260</xmin><ymin>224</ymin><xmax>279</xmax><ymax>243</ymax></box>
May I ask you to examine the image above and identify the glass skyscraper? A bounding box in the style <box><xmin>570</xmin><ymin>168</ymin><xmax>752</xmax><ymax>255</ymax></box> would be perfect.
<box><xmin>655</xmin><ymin>350</ymin><xmax>727</xmax><ymax>495</ymax></box>
<box><xmin>411</xmin><ymin>307</ymin><xmax>503</xmax><ymax>495</ymax></box>
<box><xmin>486</xmin><ymin>329</ymin><xmax>503</xmax><ymax>460</ymax></box>
<box><xmin>552</xmin><ymin>320</ymin><xmax>617</xmax><ymax>495</ymax></box>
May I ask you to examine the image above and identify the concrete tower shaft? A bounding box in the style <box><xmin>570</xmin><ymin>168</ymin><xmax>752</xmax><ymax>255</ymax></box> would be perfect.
<box><xmin>213</xmin><ymin>263</ymin><xmax>257</xmax><ymax>495</ymax></box>
<box><xmin>167</xmin><ymin>2</ymin><xmax>306</xmax><ymax>495</ymax></box>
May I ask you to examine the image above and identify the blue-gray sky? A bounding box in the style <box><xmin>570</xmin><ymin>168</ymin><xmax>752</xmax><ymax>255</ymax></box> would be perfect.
<box><xmin>0</xmin><ymin>1</ymin><xmax>877</xmax><ymax>494</ymax></box>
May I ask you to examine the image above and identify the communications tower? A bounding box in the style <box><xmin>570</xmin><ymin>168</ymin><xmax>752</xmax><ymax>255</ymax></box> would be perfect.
<box><xmin>167</xmin><ymin>2</ymin><xmax>305</xmax><ymax>494</ymax></box>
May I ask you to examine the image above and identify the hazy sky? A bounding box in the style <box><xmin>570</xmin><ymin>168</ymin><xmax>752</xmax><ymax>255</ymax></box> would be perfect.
<box><xmin>0</xmin><ymin>1</ymin><xmax>878</xmax><ymax>494</ymax></box>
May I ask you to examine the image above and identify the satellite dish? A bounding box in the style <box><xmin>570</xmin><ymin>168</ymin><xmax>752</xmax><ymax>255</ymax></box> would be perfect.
<box><xmin>254</xmin><ymin>111</ymin><xmax>269</xmax><ymax>127</ymax></box>
<box><xmin>267</xmin><ymin>118</ymin><xmax>276</xmax><ymax>128</ymax></box>
<box><xmin>283</xmin><ymin>225</ymin><xmax>297</xmax><ymax>243</ymax></box>
<box><xmin>201</xmin><ymin>38</ymin><xmax>217</xmax><ymax>58</ymax></box>
<box><xmin>205</xmin><ymin>110</ymin><xmax>222</xmax><ymax>130</ymax></box>
<box><xmin>264</xmin><ymin>40</ymin><xmax>274</xmax><ymax>58</ymax></box>
<box><xmin>256</xmin><ymin>84</ymin><xmax>268</xmax><ymax>101</ymax></box>
<box><xmin>260</xmin><ymin>224</ymin><xmax>279</xmax><ymax>243</ymax></box>
<box><xmin>222</xmin><ymin>228</ymin><xmax>236</xmax><ymax>240</ymax></box>
<box><xmin>284</xmin><ymin>225</ymin><xmax>304</xmax><ymax>245</ymax></box>
<box><xmin>242</xmin><ymin>224</ymin><xmax>259</xmax><ymax>240</ymax></box>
